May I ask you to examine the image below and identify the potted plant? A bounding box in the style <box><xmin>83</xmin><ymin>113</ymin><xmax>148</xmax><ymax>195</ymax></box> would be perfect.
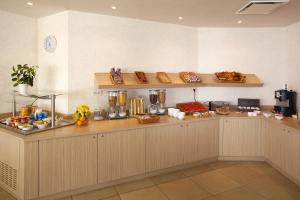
<box><xmin>11</xmin><ymin>64</ymin><xmax>38</xmax><ymax>95</ymax></box>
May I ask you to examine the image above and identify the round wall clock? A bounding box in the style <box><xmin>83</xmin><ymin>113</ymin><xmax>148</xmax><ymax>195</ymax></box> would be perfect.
<box><xmin>44</xmin><ymin>35</ymin><xmax>57</xmax><ymax>53</ymax></box>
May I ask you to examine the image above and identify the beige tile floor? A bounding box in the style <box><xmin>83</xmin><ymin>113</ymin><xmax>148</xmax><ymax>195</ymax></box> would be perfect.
<box><xmin>1</xmin><ymin>161</ymin><xmax>300</xmax><ymax>200</ymax></box>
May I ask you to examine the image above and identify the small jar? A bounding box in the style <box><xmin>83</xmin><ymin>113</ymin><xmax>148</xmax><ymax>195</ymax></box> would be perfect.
<box><xmin>20</xmin><ymin>106</ymin><xmax>30</xmax><ymax>117</ymax></box>
<box><xmin>94</xmin><ymin>107</ymin><xmax>106</xmax><ymax>121</ymax></box>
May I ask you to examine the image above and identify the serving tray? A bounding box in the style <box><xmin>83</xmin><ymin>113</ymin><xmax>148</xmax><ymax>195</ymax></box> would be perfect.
<box><xmin>156</xmin><ymin>72</ymin><xmax>172</xmax><ymax>84</ymax></box>
<box><xmin>176</xmin><ymin>102</ymin><xmax>208</xmax><ymax>114</ymax></box>
<box><xmin>215</xmin><ymin>72</ymin><xmax>246</xmax><ymax>83</ymax></box>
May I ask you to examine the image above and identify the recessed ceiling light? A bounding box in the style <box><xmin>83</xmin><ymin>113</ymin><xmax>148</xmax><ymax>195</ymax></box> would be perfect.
<box><xmin>27</xmin><ymin>2</ymin><xmax>33</xmax><ymax>6</ymax></box>
<box><xmin>111</xmin><ymin>6</ymin><xmax>117</xmax><ymax>10</ymax></box>
<box><xmin>237</xmin><ymin>20</ymin><xmax>243</xmax><ymax>24</ymax></box>
<box><xmin>178</xmin><ymin>16</ymin><xmax>183</xmax><ymax>20</ymax></box>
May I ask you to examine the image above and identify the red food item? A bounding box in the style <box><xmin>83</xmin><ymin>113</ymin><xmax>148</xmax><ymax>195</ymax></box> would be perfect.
<box><xmin>176</xmin><ymin>102</ymin><xmax>208</xmax><ymax>113</ymax></box>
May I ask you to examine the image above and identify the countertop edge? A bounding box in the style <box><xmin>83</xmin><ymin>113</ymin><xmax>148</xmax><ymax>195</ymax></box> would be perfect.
<box><xmin>1</xmin><ymin>113</ymin><xmax>299</xmax><ymax>142</ymax></box>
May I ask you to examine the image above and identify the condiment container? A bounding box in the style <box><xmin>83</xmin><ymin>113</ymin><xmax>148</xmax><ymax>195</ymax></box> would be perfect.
<box><xmin>20</xmin><ymin>106</ymin><xmax>30</xmax><ymax>116</ymax></box>
<box><xmin>130</xmin><ymin>96</ymin><xmax>145</xmax><ymax>116</ymax></box>
<box><xmin>94</xmin><ymin>107</ymin><xmax>106</xmax><ymax>121</ymax></box>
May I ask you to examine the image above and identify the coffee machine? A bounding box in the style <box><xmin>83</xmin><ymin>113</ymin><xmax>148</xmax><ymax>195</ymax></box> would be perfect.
<box><xmin>274</xmin><ymin>85</ymin><xmax>297</xmax><ymax>117</ymax></box>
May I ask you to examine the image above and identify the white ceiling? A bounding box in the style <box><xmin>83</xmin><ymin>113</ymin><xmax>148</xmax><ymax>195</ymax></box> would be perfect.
<box><xmin>1</xmin><ymin>0</ymin><xmax>300</xmax><ymax>27</ymax></box>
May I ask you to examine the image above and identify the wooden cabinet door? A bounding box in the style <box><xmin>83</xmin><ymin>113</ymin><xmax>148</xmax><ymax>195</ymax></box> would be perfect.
<box><xmin>120</xmin><ymin>129</ymin><xmax>146</xmax><ymax>177</ymax></box>
<box><xmin>221</xmin><ymin>118</ymin><xmax>262</xmax><ymax>157</ymax></box>
<box><xmin>98</xmin><ymin>129</ymin><xmax>145</xmax><ymax>182</ymax></box>
<box><xmin>184</xmin><ymin>119</ymin><xmax>219</xmax><ymax>163</ymax></box>
<box><xmin>261</xmin><ymin>119</ymin><xmax>269</xmax><ymax>158</ymax></box>
<box><xmin>39</xmin><ymin>135</ymin><xmax>97</xmax><ymax>196</ymax></box>
<box><xmin>265</xmin><ymin>121</ymin><xmax>300</xmax><ymax>183</ymax></box>
<box><xmin>98</xmin><ymin>132</ymin><xmax>121</xmax><ymax>183</ymax></box>
<box><xmin>0</xmin><ymin>133</ymin><xmax>20</xmax><ymax>195</ymax></box>
<box><xmin>146</xmin><ymin>124</ymin><xmax>185</xmax><ymax>172</ymax></box>
<box><xmin>281</xmin><ymin>127</ymin><xmax>300</xmax><ymax>183</ymax></box>
<box><xmin>267</xmin><ymin>122</ymin><xmax>285</xmax><ymax>168</ymax></box>
<box><xmin>291</xmin><ymin>129</ymin><xmax>300</xmax><ymax>183</ymax></box>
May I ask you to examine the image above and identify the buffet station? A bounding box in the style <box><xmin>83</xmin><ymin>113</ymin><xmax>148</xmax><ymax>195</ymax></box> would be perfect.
<box><xmin>1</xmin><ymin>68</ymin><xmax>298</xmax><ymax>135</ymax></box>
<box><xmin>2</xmin><ymin>68</ymin><xmax>300</xmax><ymax>200</ymax></box>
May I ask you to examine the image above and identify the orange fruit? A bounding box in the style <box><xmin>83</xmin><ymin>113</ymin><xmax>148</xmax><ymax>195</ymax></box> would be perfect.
<box><xmin>77</xmin><ymin>120</ymin><xmax>83</xmax><ymax>126</ymax></box>
<box><xmin>80</xmin><ymin>117</ymin><xmax>86</xmax><ymax>122</ymax></box>
<box><xmin>83</xmin><ymin>119</ymin><xmax>88</xmax><ymax>125</ymax></box>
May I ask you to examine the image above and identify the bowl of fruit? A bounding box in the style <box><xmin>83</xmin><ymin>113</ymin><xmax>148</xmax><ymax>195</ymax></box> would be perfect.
<box><xmin>36</xmin><ymin>121</ymin><xmax>48</xmax><ymax>129</ymax></box>
<box><xmin>74</xmin><ymin>104</ymin><xmax>91</xmax><ymax>126</ymax></box>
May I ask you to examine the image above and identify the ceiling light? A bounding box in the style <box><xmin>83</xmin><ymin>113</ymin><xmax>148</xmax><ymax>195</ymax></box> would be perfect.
<box><xmin>27</xmin><ymin>2</ymin><xmax>33</xmax><ymax>6</ymax></box>
<box><xmin>111</xmin><ymin>6</ymin><xmax>117</xmax><ymax>10</ymax></box>
<box><xmin>237</xmin><ymin>20</ymin><xmax>243</xmax><ymax>24</ymax></box>
<box><xmin>178</xmin><ymin>16</ymin><xmax>183</xmax><ymax>20</ymax></box>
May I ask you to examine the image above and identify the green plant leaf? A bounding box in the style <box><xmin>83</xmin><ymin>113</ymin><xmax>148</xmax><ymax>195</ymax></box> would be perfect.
<box><xmin>11</xmin><ymin>64</ymin><xmax>38</xmax><ymax>86</ymax></box>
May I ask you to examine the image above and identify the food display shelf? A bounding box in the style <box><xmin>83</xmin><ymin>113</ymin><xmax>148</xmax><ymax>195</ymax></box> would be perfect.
<box><xmin>95</xmin><ymin>73</ymin><xmax>263</xmax><ymax>89</ymax></box>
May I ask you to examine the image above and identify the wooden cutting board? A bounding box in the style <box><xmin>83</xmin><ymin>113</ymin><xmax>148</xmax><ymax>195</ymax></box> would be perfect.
<box><xmin>179</xmin><ymin>72</ymin><xmax>202</xmax><ymax>83</ymax></box>
<box><xmin>215</xmin><ymin>72</ymin><xmax>246</xmax><ymax>83</ymax></box>
<box><xmin>156</xmin><ymin>72</ymin><xmax>172</xmax><ymax>84</ymax></box>
<box><xmin>134</xmin><ymin>71</ymin><xmax>148</xmax><ymax>84</ymax></box>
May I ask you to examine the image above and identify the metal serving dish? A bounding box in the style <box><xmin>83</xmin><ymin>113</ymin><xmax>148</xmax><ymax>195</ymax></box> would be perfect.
<box><xmin>0</xmin><ymin>119</ymin><xmax>75</xmax><ymax>135</ymax></box>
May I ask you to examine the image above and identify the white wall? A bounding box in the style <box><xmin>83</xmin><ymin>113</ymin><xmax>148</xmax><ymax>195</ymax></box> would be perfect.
<box><xmin>37</xmin><ymin>12</ymin><xmax>69</xmax><ymax>113</ymax></box>
<box><xmin>0</xmin><ymin>10</ymin><xmax>36</xmax><ymax>113</ymax></box>
<box><xmin>68</xmin><ymin>11</ymin><xmax>199</xmax><ymax>113</ymax></box>
<box><xmin>285</xmin><ymin>22</ymin><xmax>300</xmax><ymax>101</ymax></box>
<box><xmin>39</xmin><ymin>11</ymin><xmax>292</xmax><ymax>113</ymax></box>
<box><xmin>2</xmin><ymin>10</ymin><xmax>299</xmax><ymax>114</ymax></box>
<box><xmin>196</xmin><ymin>28</ymin><xmax>286</xmax><ymax>105</ymax></box>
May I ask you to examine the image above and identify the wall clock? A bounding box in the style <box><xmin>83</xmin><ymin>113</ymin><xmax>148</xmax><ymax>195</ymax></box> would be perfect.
<box><xmin>44</xmin><ymin>35</ymin><xmax>57</xmax><ymax>53</ymax></box>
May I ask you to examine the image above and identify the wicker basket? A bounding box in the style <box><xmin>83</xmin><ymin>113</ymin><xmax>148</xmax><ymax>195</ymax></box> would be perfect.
<box><xmin>136</xmin><ymin>115</ymin><xmax>160</xmax><ymax>124</ymax></box>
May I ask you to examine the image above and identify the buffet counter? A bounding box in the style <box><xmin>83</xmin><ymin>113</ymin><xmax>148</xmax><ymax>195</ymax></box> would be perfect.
<box><xmin>1</xmin><ymin>112</ymin><xmax>300</xmax><ymax>200</ymax></box>
<box><xmin>0</xmin><ymin>112</ymin><xmax>299</xmax><ymax>142</ymax></box>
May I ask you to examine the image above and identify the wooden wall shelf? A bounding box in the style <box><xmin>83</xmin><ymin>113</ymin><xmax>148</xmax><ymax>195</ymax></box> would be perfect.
<box><xmin>95</xmin><ymin>73</ymin><xmax>263</xmax><ymax>89</ymax></box>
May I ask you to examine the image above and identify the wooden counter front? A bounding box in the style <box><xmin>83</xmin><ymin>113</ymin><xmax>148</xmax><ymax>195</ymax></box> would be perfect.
<box><xmin>1</xmin><ymin>112</ymin><xmax>300</xmax><ymax>200</ymax></box>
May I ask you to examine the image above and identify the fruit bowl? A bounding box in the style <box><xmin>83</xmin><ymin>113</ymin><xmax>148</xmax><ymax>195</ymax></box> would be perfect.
<box><xmin>74</xmin><ymin>104</ymin><xmax>90</xmax><ymax>126</ymax></box>
<box><xmin>36</xmin><ymin>121</ymin><xmax>48</xmax><ymax>129</ymax></box>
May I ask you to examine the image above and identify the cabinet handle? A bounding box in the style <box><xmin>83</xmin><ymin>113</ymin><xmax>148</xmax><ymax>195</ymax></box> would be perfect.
<box><xmin>100</xmin><ymin>134</ymin><xmax>104</xmax><ymax>137</ymax></box>
<box><xmin>93</xmin><ymin>135</ymin><xmax>96</xmax><ymax>139</ymax></box>
<box><xmin>180</xmin><ymin>125</ymin><xmax>184</xmax><ymax>128</ymax></box>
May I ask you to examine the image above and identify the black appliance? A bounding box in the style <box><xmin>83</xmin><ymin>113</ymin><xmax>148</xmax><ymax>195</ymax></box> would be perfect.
<box><xmin>238</xmin><ymin>98</ymin><xmax>260</xmax><ymax>112</ymax></box>
<box><xmin>274</xmin><ymin>85</ymin><xmax>297</xmax><ymax>117</ymax></box>
<box><xmin>208</xmin><ymin>101</ymin><xmax>230</xmax><ymax>111</ymax></box>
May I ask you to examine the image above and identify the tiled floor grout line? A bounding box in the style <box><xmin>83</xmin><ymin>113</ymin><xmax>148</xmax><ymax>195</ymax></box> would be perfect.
<box><xmin>111</xmin><ymin>187</ymin><xmax>121</xmax><ymax>200</ymax></box>
<box><xmin>187</xmin><ymin>175</ymin><xmax>215</xmax><ymax>195</ymax></box>
<box><xmin>155</xmin><ymin>184</ymin><xmax>172</xmax><ymax>200</ymax></box>
<box><xmin>113</xmin><ymin>179</ymin><xmax>156</xmax><ymax>197</ymax></box>
<box><xmin>184</xmin><ymin>164</ymin><xmax>273</xmax><ymax>199</ymax></box>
